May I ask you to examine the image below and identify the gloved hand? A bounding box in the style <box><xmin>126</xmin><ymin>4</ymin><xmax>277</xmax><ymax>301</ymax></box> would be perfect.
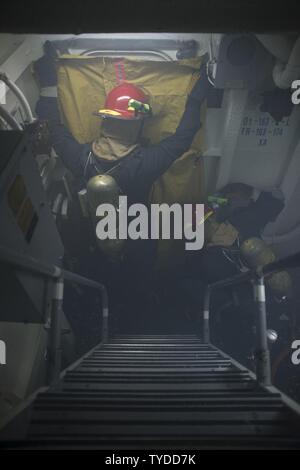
<box><xmin>33</xmin><ymin>41</ymin><xmax>58</xmax><ymax>88</ymax></box>
<box><xmin>189</xmin><ymin>60</ymin><xmax>211</xmax><ymax>103</ymax></box>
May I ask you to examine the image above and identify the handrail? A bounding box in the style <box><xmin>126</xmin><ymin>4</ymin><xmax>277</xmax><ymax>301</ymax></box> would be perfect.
<box><xmin>0</xmin><ymin>244</ymin><xmax>109</xmax><ymax>386</ymax></box>
<box><xmin>207</xmin><ymin>250</ymin><xmax>300</xmax><ymax>292</ymax></box>
<box><xmin>202</xmin><ymin>250</ymin><xmax>300</xmax><ymax>386</ymax></box>
<box><xmin>207</xmin><ymin>270</ymin><xmax>253</xmax><ymax>292</ymax></box>
<box><xmin>0</xmin><ymin>72</ymin><xmax>35</xmax><ymax>124</ymax></box>
<box><xmin>82</xmin><ymin>49</ymin><xmax>173</xmax><ymax>61</ymax></box>
<box><xmin>261</xmin><ymin>251</ymin><xmax>300</xmax><ymax>276</ymax></box>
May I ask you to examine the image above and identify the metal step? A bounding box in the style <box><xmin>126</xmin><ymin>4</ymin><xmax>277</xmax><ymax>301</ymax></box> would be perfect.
<box><xmin>22</xmin><ymin>335</ymin><xmax>300</xmax><ymax>448</ymax></box>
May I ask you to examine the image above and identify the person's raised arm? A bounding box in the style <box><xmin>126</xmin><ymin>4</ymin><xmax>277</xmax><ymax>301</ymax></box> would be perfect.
<box><xmin>34</xmin><ymin>42</ymin><xmax>87</xmax><ymax>177</ymax></box>
<box><xmin>137</xmin><ymin>61</ymin><xmax>212</xmax><ymax>185</ymax></box>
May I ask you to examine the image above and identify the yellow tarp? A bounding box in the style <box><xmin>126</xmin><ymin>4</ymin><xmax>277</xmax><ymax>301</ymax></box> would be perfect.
<box><xmin>57</xmin><ymin>56</ymin><xmax>206</xmax><ymax>270</ymax></box>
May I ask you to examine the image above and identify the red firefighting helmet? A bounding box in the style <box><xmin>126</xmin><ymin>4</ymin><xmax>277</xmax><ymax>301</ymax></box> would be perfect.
<box><xmin>96</xmin><ymin>83</ymin><xmax>151</xmax><ymax>120</ymax></box>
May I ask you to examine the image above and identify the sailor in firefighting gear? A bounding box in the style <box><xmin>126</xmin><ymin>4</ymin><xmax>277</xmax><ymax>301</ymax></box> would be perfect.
<box><xmin>186</xmin><ymin>183</ymin><xmax>292</xmax><ymax>298</ymax></box>
<box><xmin>34</xmin><ymin>42</ymin><xmax>212</xmax><ymax>265</ymax></box>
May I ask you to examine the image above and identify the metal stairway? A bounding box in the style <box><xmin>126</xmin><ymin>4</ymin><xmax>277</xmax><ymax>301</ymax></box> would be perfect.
<box><xmin>24</xmin><ymin>334</ymin><xmax>300</xmax><ymax>449</ymax></box>
<box><xmin>2</xmin><ymin>248</ymin><xmax>300</xmax><ymax>449</ymax></box>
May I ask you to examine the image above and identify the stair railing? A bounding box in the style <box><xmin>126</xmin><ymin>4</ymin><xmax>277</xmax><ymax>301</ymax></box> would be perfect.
<box><xmin>0</xmin><ymin>245</ymin><xmax>109</xmax><ymax>386</ymax></box>
<box><xmin>202</xmin><ymin>251</ymin><xmax>300</xmax><ymax>386</ymax></box>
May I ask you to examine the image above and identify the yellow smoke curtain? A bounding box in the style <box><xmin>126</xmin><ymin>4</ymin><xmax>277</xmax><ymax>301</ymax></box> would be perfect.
<box><xmin>57</xmin><ymin>55</ymin><xmax>206</xmax><ymax>271</ymax></box>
